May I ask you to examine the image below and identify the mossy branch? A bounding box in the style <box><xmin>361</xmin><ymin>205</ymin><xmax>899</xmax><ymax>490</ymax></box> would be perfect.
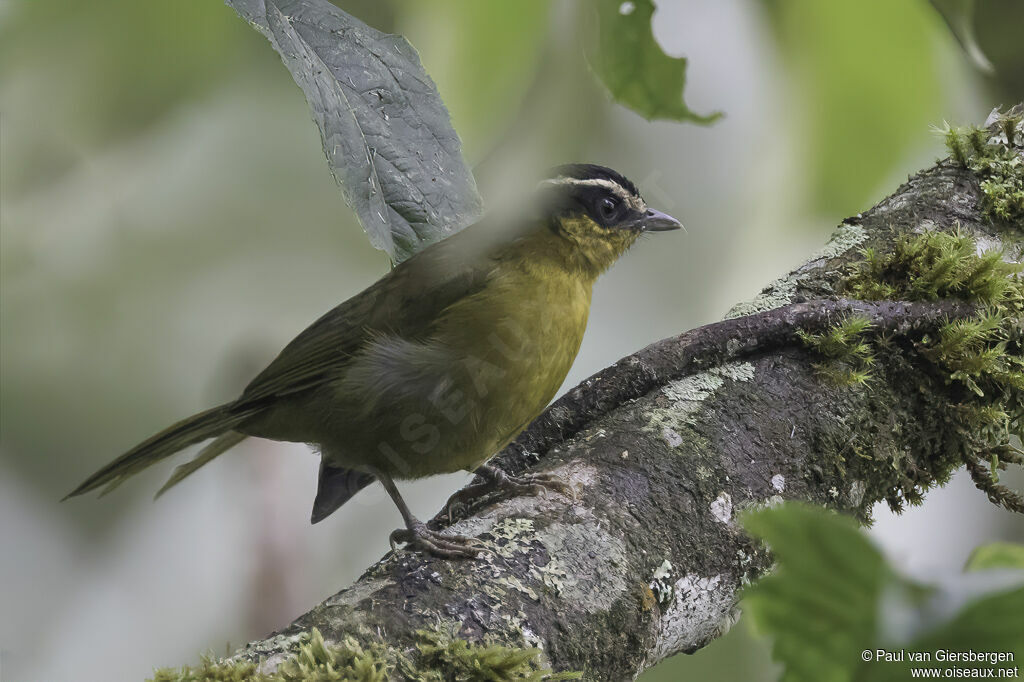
<box><xmin>160</xmin><ymin>105</ymin><xmax>1024</xmax><ymax>681</ymax></box>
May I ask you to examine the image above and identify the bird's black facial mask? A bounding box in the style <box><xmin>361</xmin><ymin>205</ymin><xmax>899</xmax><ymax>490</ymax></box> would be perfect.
<box><xmin>580</xmin><ymin>185</ymin><xmax>633</xmax><ymax>228</ymax></box>
<box><xmin>537</xmin><ymin>164</ymin><xmax>682</xmax><ymax>234</ymax></box>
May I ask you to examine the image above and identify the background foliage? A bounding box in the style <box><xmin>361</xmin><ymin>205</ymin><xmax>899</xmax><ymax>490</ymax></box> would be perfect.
<box><xmin>743</xmin><ymin>504</ymin><xmax>1024</xmax><ymax>682</ymax></box>
<box><xmin>1</xmin><ymin>1</ymin><xmax>1022</xmax><ymax>680</ymax></box>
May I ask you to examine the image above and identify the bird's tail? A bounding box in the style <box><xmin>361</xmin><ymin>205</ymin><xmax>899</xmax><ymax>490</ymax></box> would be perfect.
<box><xmin>154</xmin><ymin>430</ymin><xmax>248</xmax><ymax>499</ymax></box>
<box><xmin>63</xmin><ymin>402</ymin><xmax>254</xmax><ymax>499</ymax></box>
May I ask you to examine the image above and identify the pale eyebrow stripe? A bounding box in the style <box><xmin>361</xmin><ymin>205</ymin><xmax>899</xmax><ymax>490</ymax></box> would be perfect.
<box><xmin>538</xmin><ymin>176</ymin><xmax>645</xmax><ymax>210</ymax></box>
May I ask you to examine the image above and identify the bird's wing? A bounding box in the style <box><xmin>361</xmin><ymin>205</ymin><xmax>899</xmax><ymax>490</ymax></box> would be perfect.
<box><xmin>236</xmin><ymin>231</ymin><xmax>495</xmax><ymax>406</ymax></box>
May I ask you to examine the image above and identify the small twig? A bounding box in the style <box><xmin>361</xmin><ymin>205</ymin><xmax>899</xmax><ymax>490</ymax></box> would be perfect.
<box><xmin>964</xmin><ymin>456</ymin><xmax>1024</xmax><ymax>513</ymax></box>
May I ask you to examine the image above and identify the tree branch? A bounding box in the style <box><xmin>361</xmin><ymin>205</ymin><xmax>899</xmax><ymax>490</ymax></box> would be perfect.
<box><xmin>228</xmin><ymin>108</ymin><xmax>1024</xmax><ymax>680</ymax></box>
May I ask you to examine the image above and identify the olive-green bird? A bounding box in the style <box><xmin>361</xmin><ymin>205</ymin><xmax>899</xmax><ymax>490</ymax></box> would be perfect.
<box><xmin>65</xmin><ymin>164</ymin><xmax>681</xmax><ymax>557</ymax></box>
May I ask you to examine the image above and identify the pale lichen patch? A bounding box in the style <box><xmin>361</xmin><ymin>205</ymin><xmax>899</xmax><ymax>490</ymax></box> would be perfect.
<box><xmin>649</xmin><ymin>560</ymin><xmax>674</xmax><ymax>607</ymax></box>
<box><xmin>710</xmin><ymin>492</ymin><xmax>732</xmax><ymax>524</ymax></box>
<box><xmin>446</xmin><ymin>462</ymin><xmax>600</xmax><ymax>539</ymax></box>
<box><xmin>726</xmin><ymin>274</ymin><xmax>799</xmax><ymax>318</ymax></box>
<box><xmin>911</xmin><ymin>219</ymin><xmax>937</xmax><ymax>235</ymax></box>
<box><xmin>520</xmin><ymin>625</ymin><xmax>543</xmax><ymax>650</ymax></box>
<box><xmin>447</xmin><ymin>512</ymin><xmax>500</xmax><ymax>540</ymax></box>
<box><xmin>650</xmin><ymin>573</ymin><xmax>733</xmax><ymax>663</ymax></box>
<box><xmin>238</xmin><ymin>630</ymin><xmax>309</xmax><ymax>670</ymax></box>
<box><xmin>972</xmin><ymin>232</ymin><xmax>1004</xmax><ymax>257</ymax></box>
<box><xmin>324</xmin><ymin>577</ymin><xmax>394</xmax><ymax>609</ymax></box>
<box><xmin>473</xmin><ymin>518</ymin><xmax>544</xmax><ymax>605</ymax></box>
<box><xmin>491</xmin><ymin>517</ymin><xmax>535</xmax><ymax>541</ymax></box>
<box><xmin>532</xmin><ymin>520</ymin><xmax>628</xmax><ymax>614</ymax></box>
<box><xmin>444</xmin><ymin>463</ymin><xmax>624</xmax><ymax>612</ymax></box>
<box><xmin>804</xmin><ymin>223</ymin><xmax>868</xmax><ymax>265</ymax></box>
<box><xmin>770</xmin><ymin>474</ymin><xmax>785</xmax><ymax>492</ymax></box>
<box><xmin>736</xmin><ymin>547</ymin><xmax>760</xmax><ymax>587</ymax></box>
<box><xmin>715</xmin><ymin>361</ymin><xmax>756</xmax><ymax>383</ymax></box>
<box><xmin>647</xmin><ymin>362</ymin><xmax>757</xmax><ymax>436</ymax></box>
<box><xmin>537</xmin><ymin>556</ymin><xmax>570</xmax><ymax>596</ymax></box>
<box><xmin>959</xmin><ymin>225</ymin><xmax>1023</xmax><ymax>263</ymax></box>
<box><xmin>728</xmin><ymin>223</ymin><xmax>867</xmax><ymax>319</ymax></box>
<box><xmin>849</xmin><ymin>480</ymin><xmax>867</xmax><ymax>507</ymax></box>
<box><xmin>497</xmin><ymin>573</ymin><xmax>539</xmax><ymax>601</ymax></box>
<box><xmin>662</xmin><ymin>370</ymin><xmax>724</xmax><ymax>404</ymax></box>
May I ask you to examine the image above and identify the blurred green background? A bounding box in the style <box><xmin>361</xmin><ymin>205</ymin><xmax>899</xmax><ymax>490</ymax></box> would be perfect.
<box><xmin>1</xmin><ymin>1</ymin><xmax>1022</xmax><ymax>680</ymax></box>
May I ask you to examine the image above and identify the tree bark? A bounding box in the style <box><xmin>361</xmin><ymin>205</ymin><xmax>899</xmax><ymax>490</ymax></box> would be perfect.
<box><xmin>232</xmin><ymin>108</ymin><xmax>1023</xmax><ymax>680</ymax></box>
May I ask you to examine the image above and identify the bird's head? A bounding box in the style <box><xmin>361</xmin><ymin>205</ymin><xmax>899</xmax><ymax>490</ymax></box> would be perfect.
<box><xmin>537</xmin><ymin>164</ymin><xmax>681</xmax><ymax>275</ymax></box>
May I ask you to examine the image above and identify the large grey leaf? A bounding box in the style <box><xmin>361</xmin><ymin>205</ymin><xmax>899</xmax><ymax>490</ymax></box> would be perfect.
<box><xmin>225</xmin><ymin>0</ymin><xmax>484</xmax><ymax>263</ymax></box>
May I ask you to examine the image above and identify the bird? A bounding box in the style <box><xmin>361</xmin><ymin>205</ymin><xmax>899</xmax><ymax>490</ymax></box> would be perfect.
<box><xmin>64</xmin><ymin>163</ymin><xmax>682</xmax><ymax>558</ymax></box>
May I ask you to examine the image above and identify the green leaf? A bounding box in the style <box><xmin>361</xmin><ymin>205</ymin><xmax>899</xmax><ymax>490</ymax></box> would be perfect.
<box><xmin>867</xmin><ymin>584</ymin><xmax>1024</xmax><ymax>682</ymax></box>
<box><xmin>743</xmin><ymin>504</ymin><xmax>1024</xmax><ymax>682</ymax></box>
<box><xmin>908</xmin><ymin>584</ymin><xmax>1024</xmax><ymax>655</ymax></box>
<box><xmin>224</xmin><ymin>0</ymin><xmax>484</xmax><ymax>263</ymax></box>
<box><xmin>965</xmin><ymin>542</ymin><xmax>1024</xmax><ymax>571</ymax></box>
<box><xmin>742</xmin><ymin>504</ymin><xmax>888</xmax><ymax>682</ymax></box>
<box><xmin>585</xmin><ymin>0</ymin><xmax>720</xmax><ymax>123</ymax></box>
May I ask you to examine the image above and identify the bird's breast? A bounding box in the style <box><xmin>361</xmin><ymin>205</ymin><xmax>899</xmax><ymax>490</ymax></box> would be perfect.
<box><xmin>413</xmin><ymin>267</ymin><xmax>592</xmax><ymax>472</ymax></box>
<box><xmin>327</xmin><ymin>264</ymin><xmax>594</xmax><ymax>478</ymax></box>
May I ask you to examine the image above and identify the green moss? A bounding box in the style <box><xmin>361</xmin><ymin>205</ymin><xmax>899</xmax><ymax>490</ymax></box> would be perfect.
<box><xmin>150</xmin><ymin>629</ymin><xmax>390</xmax><ymax>682</ymax></box>
<box><xmin>833</xmin><ymin>228</ymin><xmax>1024</xmax><ymax>512</ymax></box>
<box><xmin>150</xmin><ymin>627</ymin><xmax>581</xmax><ymax>682</ymax></box>
<box><xmin>943</xmin><ymin>122</ymin><xmax>970</xmax><ymax>166</ymax></box>
<box><xmin>845</xmin><ymin>230</ymin><xmax>1021</xmax><ymax>304</ymax></box>
<box><xmin>1001</xmin><ymin>115</ymin><xmax>1019</xmax><ymax>148</ymax></box>
<box><xmin>942</xmin><ymin>115</ymin><xmax>1024</xmax><ymax>224</ymax></box>
<box><xmin>797</xmin><ymin>315</ymin><xmax>875</xmax><ymax>386</ymax></box>
<box><xmin>406</xmin><ymin>628</ymin><xmax>581</xmax><ymax>681</ymax></box>
<box><xmin>276</xmin><ymin>630</ymin><xmax>390</xmax><ymax>681</ymax></box>
<box><xmin>150</xmin><ymin>657</ymin><xmax>261</xmax><ymax>682</ymax></box>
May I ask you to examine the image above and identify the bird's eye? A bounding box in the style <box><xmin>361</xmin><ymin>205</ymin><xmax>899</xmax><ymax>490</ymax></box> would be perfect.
<box><xmin>598</xmin><ymin>197</ymin><xmax>619</xmax><ymax>220</ymax></box>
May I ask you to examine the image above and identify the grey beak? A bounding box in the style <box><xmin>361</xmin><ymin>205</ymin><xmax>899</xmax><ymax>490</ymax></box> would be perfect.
<box><xmin>641</xmin><ymin>208</ymin><xmax>683</xmax><ymax>232</ymax></box>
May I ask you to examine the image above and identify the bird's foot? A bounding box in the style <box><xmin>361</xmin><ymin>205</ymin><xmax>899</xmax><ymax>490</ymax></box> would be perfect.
<box><xmin>445</xmin><ymin>465</ymin><xmax>574</xmax><ymax>521</ymax></box>
<box><xmin>389</xmin><ymin>521</ymin><xmax>483</xmax><ymax>560</ymax></box>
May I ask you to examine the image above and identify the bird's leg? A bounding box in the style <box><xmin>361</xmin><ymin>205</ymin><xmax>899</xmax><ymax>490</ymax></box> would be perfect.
<box><xmin>445</xmin><ymin>463</ymin><xmax>574</xmax><ymax>520</ymax></box>
<box><xmin>376</xmin><ymin>472</ymin><xmax>481</xmax><ymax>559</ymax></box>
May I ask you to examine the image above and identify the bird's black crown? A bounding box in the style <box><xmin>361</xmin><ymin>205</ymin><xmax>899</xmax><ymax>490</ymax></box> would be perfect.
<box><xmin>549</xmin><ymin>163</ymin><xmax>640</xmax><ymax>199</ymax></box>
<box><xmin>540</xmin><ymin>164</ymin><xmax>646</xmax><ymax>229</ymax></box>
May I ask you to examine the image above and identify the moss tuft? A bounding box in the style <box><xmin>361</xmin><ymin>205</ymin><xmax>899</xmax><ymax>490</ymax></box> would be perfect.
<box><xmin>1001</xmin><ymin>114</ymin><xmax>1019</xmax><ymax>148</ymax></box>
<box><xmin>406</xmin><ymin>627</ymin><xmax>582</xmax><ymax>681</ymax></box>
<box><xmin>149</xmin><ymin>629</ymin><xmax>391</xmax><ymax>682</ymax></box>
<box><xmin>797</xmin><ymin>315</ymin><xmax>875</xmax><ymax>385</ymax></box>
<box><xmin>835</xmin><ymin>229</ymin><xmax>1024</xmax><ymax>512</ymax></box>
<box><xmin>940</xmin><ymin>115</ymin><xmax>1024</xmax><ymax>224</ymax></box>
<box><xmin>150</xmin><ymin>627</ymin><xmax>582</xmax><ymax>682</ymax></box>
<box><xmin>845</xmin><ymin>231</ymin><xmax>1020</xmax><ymax>304</ymax></box>
<box><xmin>150</xmin><ymin>657</ymin><xmax>261</xmax><ymax>682</ymax></box>
<box><xmin>276</xmin><ymin>629</ymin><xmax>390</xmax><ymax>682</ymax></box>
<box><xmin>942</xmin><ymin>122</ymin><xmax>971</xmax><ymax>167</ymax></box>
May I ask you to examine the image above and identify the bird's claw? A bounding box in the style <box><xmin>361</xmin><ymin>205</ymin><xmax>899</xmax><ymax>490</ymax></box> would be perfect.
<box><xmin>389</xmin><ymin>521</ymin><xmax>483</xmax><ymax>560</ymax></box>
<box><xmin>445</xmin><ymin>468</ymin><xmax>574</xmax><ymax>521</ymax></box>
